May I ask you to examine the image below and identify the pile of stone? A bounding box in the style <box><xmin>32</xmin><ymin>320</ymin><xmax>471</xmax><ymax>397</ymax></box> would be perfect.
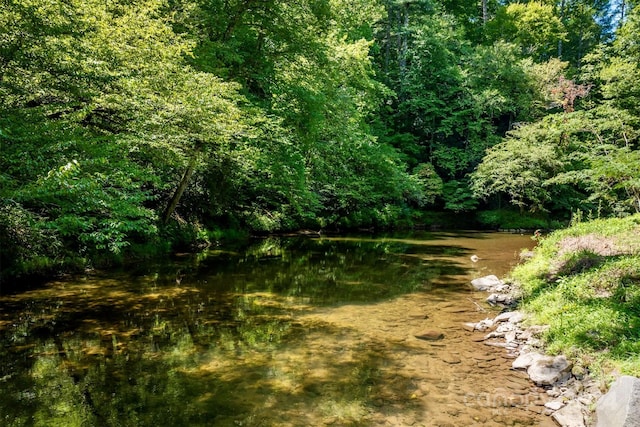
<box><xmin>470</xmin><ymin>274</ymin><xmax>521</xmax><ymax>308</ymax></box>
<box><xmin>466</xmin><ymin>275</ymin><xmax>640</xmax><ymax>427</ymax></box>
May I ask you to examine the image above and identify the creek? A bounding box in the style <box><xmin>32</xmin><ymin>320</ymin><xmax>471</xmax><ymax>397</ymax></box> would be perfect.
<box><xmin>0</xmin><ymin>231</ymin><xmax>556</xmax><ymax>426</ymax></box>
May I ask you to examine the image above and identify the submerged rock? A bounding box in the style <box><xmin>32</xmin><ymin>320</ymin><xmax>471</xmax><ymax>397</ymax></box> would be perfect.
<box><xmin>441</xmin><ymin>354</ymin><xmax>461</xmax><ymax>364</ymax></box>
<box><xmin>470</xmin><ymin>275</ymin><xmax>503</xmax><ymax>291</ymax></box>
<box><xmin>596</xmin><ymin>375</ymin><xmax>640</xmax><ymax>427</ymax></box>
<box><xmin>415</xmin><ymin>330</ymin><xmax>445</xmax><ymax>341</ymax></box>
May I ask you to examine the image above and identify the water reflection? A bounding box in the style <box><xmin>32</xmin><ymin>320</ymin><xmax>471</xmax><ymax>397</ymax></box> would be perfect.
<box><xmin>0</xmin><ymin>233</ymin><xmax>548</xmax><ymax>426</ymax></box>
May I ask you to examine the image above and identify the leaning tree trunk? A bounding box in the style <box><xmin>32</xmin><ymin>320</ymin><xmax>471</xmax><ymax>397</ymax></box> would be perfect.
<box><xmin>162</xmin><ymin>153</ymin><xmax>198</xmax><ymax>224</ymax></box>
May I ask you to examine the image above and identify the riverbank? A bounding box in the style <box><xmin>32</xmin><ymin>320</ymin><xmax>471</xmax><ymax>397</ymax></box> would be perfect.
<box><xmin>513</xmin><ymin>214</ymin><xmax>640</xmax><ymax>379</ymax></box>
<box><xmin>465</xmin><ymin>306</ymin><xmax>604</xmax><ymax>426</ymax></box>
<box><xmin>467</xmin><ymin>213</ymin><xmax>640</xmax><ymax>425</ymax></box>
<box><xmin>1</xmin><ymin>207</ymin><xmax>561</xmax><ymax>289</ymax></box>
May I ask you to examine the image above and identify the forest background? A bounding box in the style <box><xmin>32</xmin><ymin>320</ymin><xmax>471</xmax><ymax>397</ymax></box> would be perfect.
<box><xmin>1</xmin><ymin>0</ymin><xmax>639</xmax><ymax>280</ymax></box>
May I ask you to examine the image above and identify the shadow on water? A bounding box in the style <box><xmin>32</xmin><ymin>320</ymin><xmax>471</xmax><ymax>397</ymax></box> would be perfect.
<box><xmin>0</xmin><ymin>293</ymin><xmax>428</xmax><ymax>426</ymax></box>
<box><xmin>0</xmin><ymin>232</ymin><xmax>543</xmax><ymax>426</ymax></box>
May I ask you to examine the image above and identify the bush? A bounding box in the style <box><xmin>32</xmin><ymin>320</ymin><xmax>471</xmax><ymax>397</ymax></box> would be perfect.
<box><xmin>0</xmin><ymin>203</ymin><xmax>62</xmax><ymax>280</ymax></box>
<box><xmin>476</xmin><ymin>209</ymin><xmax>562</xmax><ymax>230</ymax></box>
<box><xmin>160</xmin><ymin>220</ymin><xmax>211</xmax><ymax>252</ymax></box>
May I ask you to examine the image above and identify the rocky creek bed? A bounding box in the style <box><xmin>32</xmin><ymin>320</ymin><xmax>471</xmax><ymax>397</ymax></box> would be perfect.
<box><xmin>467</xmin><ymin>274</ymin><xmax>640</xmax><ymax>427</ymax></box>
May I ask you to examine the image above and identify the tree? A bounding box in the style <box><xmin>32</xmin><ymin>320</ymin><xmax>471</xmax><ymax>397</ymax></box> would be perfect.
<box><xmin>471</xmin><ymin>118</ymin><xmax>568</xmax><ymax>212</ymax></box>
<box><xmin>486</xmin><ymin>2</ymin><xmax>567</xmax><ymax>60</ymax></box>
<box><xmin>373</xmin><ymin>8</ymin><xmax>546</xmax><ymax>211</ymax></box>
<box><xmin>177</xmin><ymin>0</ymin><xmax>421</xmax><ymax>230</ymax></box>
<box><xmin>110</xmin><ymin>70</ymin><xmax>245</xmax><ymax>224</ymax></box>
<box><xmin>558</xmin><ymin>0</ymin><xmax>604</xmax><ymax>67</ymax></box>
<box><xmin>0</xmin><ymin>0</ymin><xmax>240</xmax><ymax>269</ymax></box>
<box><xmin>598</xmin><ymin>3</ymin><xmax>640</xmax><ymax>116</ymax></box>
<box><xmin>472</xmin><ymin>106</ymin><xmax>639</xmax><ymax>215</ymax></box>
<box><xmin>0</xmin><ymin>0</ymin><xmax>192</xmax><ymax>259</ymax></box>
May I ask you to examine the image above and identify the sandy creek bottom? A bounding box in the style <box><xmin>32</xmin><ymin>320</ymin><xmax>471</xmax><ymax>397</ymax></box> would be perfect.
<box><xmin>290</xmin><ymin>294</ymin><xmax>556</xmax><ymax>426</ymax></box>
<box><xmin>0</xmin><ymin>232</ymin><xmax>557</xmax><ymax>426</ymax></box>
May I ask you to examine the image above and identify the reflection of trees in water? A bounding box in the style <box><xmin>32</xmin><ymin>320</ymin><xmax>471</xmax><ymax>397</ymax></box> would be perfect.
<box><xmin>189</xmin><ymin>236</ymin><xmax>471</xmax><ymax>304</ymax></box>
<box><xmin>1</xmin><ymin>318</ymin><xmax>423</xmax><ymax>426</ymax></box>
<box><xmin>0</xmin><ymin>236</ymin><xmax>474</xmax><ymax>426</ymax></box>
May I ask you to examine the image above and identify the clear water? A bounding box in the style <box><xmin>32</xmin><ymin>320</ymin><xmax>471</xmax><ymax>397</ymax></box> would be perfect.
<box><xmin>0</xmin><ymin>232</ymin><xmax>555</xmax><ymax>426</ymax></box>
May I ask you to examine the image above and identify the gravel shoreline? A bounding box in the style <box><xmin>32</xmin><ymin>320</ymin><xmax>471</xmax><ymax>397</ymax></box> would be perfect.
<box><xmin>466</xmin><ymin>274</ymin><xmax>603</xmax><ymax>427</ymax></box>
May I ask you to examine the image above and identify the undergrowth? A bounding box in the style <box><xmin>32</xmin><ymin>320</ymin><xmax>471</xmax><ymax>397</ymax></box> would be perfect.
<box><xmin>511</xmin><ymin>214</ymin><xmax>640</xmax><ymax>380</ymax></box>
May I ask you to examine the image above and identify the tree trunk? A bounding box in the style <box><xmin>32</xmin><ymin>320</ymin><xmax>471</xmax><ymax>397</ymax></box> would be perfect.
<box><xmin>162</xmin><ymin>153</ymin><xmax>198</xmax><ymax>224</ymax></box>
<box><xmin>384</xmin><ymin>0</ymin><xmax>392</xmax><ymax>75</ymax></box>
<box><xmin>399</xmin><ymin>3</ymin><xmax>409</xmax><ymax>79</ymax></box>
<box><xmin>481</xmin><ymin>0</ymin><xmax>487</xmax><ymax>25</ymax></box>
<box><xmin>558</xmin><ymin>0</ymin><xmax>566</xmax><ymax>59</ymax></box>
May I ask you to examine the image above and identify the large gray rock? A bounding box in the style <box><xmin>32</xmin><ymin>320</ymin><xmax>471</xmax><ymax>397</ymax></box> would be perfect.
<box><xmin>470</xmin><ymin>275</ymin><xmax>503</xmax><ymax>291</ymax></box>
<box><xmin>596</xmin><ymin>375</ymin><xmax>640</xmax><ymax>427</ymax></box>
<box><xmin>512</xmin><ymin>351</ymin><xmax>543</xmax><ymax>370</ymax></box>
<box><xmin>552</xmin><ymin>400</ymin><xmax>585</xmax><ymax>427</ymax></box>
<box><xmin>527</xmin><ymin>354</ymin><xmax>572</xmax><ymax>385</ymax></box>
<box><xmin>508</xmin><ymin>311</ymin><xmax>526</xmax><ymax>324</ymax></box>
<box><xmin>494</xmin><ymin>311</ymin><xmax>522</xmax><ymax>323</ymax></box>
<box><xmin>545</xmin><ymin>400</ymin><xmax>565</xmax><ymax>411</ymax></box>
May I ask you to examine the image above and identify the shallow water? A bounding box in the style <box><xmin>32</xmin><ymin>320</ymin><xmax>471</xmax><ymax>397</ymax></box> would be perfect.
<box><xmin>0</xmin><ymin>231</ymin><xmax>556</xmax><ymax>426</ymax></box>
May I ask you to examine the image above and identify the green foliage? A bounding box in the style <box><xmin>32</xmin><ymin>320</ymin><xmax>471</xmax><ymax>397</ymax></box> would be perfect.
<box><xmin>465</xmin><ymin>42</ymin><xmax>542</xmax><ymax>122</ymax></box>
<box><xmin>0</xmin><ymin>202</ymin><xmax>62</xmax><ymax>279</ymax></box>
<box><xmin>476</xmin><ymin>209</ymin><xmax>562</xmax><ymax>230</ymax></box>
<box><xmin>440</xmin><ymin>180</ymin><xmax>478</xmax><ymax>213</ymax></box>
<box><xmin>471</xmin><ymin>117</ymin><xmax>567</xmax><ymax>211</ymax></box>
<box><xmin>487</xmin><ymin>2</ymin><xmax>566</xmax><ymax>60</ymax></box>
<box><xmin>560</xmin><ymin>0</ymin><xmax>603</xmax><ymax>66</ymax></box>
<box><xmin>160</xmin><ymin>221</ymin><xmax>210</xmax><ymax>252</ymax></box>
<box><xmin>598</xmin><ymin>6</ymin><xmax>640</xmax><ymax>116</ymax></box>
<box><xmin>472</xmin><ymin>104</ymin><xmax>639</xmax><ymax>215</ymax></box>
<box><xmin>1</xmin><ymin>0</ymin><xmax>201</xmax><ymax>276</ymax></box>
<box><xmin>512</xmin><ymin>214</ymin><xmax>640</xmax><ymax>376</ymax></box>
<box><xmin>1</xmin><ymin>0</ymin><xmax>638</xmax><ymax>281</ymax></box>
<box><xmin>373</xmin><ymin>7</ymin><xmax>552</xmax><ymax>214</ymax></box>
<box><xmin>411</xmin><ymin>163</ymin><xmax>444</xmax><ymax>206</ymax></box>
<box><xmin>25</xmin><ymin>159</ymin><xmax>158</xmax><ymax>253</ymax></box>
<box><xmin>474</xmin><ymin>3</ymin><xmax>639</xmax><ymax>218</ymax></box>
<box><xmin>308</xmin><ymin>136</ymin><xmax>423</xmax><ymax>229</ymax></box>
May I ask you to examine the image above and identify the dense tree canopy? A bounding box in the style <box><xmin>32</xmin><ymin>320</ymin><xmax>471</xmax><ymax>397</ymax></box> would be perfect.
<box><xmin>1</xmin><ymin>0</ymin><xmax>638</xmax><ymax>279</ymax></box>
<box><xmin>473</xmin><ymin>2</ymin><xmax>640</xmax><ymax>217</ymax></box>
